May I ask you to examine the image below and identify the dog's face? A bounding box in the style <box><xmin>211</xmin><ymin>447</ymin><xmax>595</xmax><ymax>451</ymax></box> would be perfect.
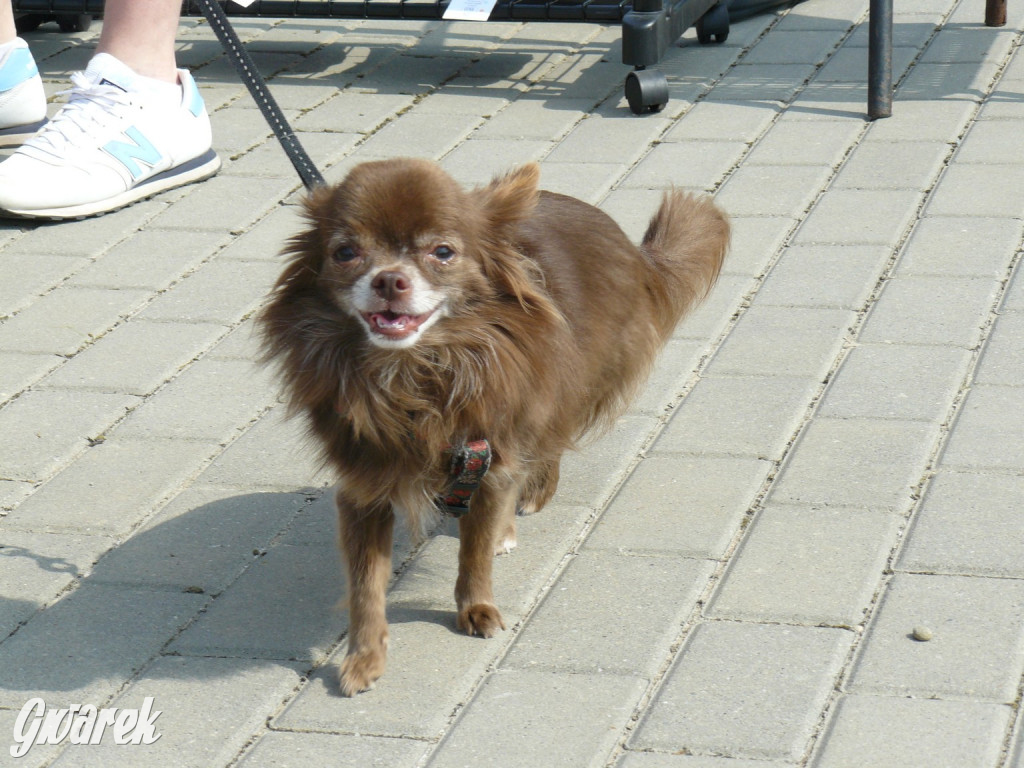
<box><xmin>299</xmin><ymin>158</ymin><xmax>540</xmax><ymax>350</ymax></box>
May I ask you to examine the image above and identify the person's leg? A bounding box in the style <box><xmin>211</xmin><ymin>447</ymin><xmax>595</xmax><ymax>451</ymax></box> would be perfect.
<box><xmin>95</xmin><ymin>0</ymin><xmax>181</xmax><ymax>84</ymax></box>
<box><xmin>1</xmin><ymin>3</ymin><xmax>17</xmax><ymax>43</ymax></box>
<box><xmin>0</xmin><ymin>3</ymin><xmax>47</xmax><ymax>145</ymax></box>
<box><xmin>0</xmin><ymin>0</ymin><xmax>220</xmax><ymax>219</ymax></box>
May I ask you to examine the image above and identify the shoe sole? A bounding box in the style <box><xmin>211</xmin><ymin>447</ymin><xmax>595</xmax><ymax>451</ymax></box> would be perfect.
<box><xmin>0</xmin><ymin>150</ymin><xmax>222</xmax><ymax>220</ymax></box>
<box><xmin>0</xmin><ymin>118</ymin><xmax>49</xmax><ymax>148</ymax></box>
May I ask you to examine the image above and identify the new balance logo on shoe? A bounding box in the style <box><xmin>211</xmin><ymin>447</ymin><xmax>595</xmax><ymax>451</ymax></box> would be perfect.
<box><xmin>103</xmin><ymin>126</ymin><xmax>164</xmax><ymax>179</ymax></box>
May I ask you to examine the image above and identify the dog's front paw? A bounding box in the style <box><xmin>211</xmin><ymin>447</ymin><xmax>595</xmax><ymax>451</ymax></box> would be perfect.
<box><xmin>457</xmin><ymin>603</ymin><xmax>506</xmax><ymax>638</ymax></box>
<box><xmin>339</xmin><ymin>648</ymin><xmax>387</xmax><ymax>697</ymax></box>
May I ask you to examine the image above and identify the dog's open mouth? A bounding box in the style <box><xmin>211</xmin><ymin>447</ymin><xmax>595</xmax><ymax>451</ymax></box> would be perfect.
<box><xmin>362</xmin><ymin>309</ymin><xmax>435</xmax><ymax>340</ymax></box>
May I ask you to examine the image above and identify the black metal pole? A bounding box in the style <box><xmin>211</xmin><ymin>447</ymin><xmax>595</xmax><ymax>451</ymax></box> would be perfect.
<box><xmin>867</xmin><ymin>0</ymin><xmax>892</xmax><ymax>120</ymax></box>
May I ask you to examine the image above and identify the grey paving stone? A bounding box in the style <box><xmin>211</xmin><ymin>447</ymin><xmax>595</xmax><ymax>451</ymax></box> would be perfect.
<box><xmin>833</xmin><ymin>140</ymin><xmax>950</xmax><ymax>190</ymax></box>
<box><xmin>88</xmin><ymin>488</ymin><xmax>306</xmax><ymax>591</ymax></box>
<box><xmin>792</xmin><ymin>189</ymin><xmax>922</xmax><ymax>246</ymax></box>
<box><xmin>621</xmin><ymin>141</ymin><xmax>747</xmax><ymax>192</ymax></box>
<box><xmin>168</xmin><ymin>542</ymin><xmax>346</xmax><ymax>663</ymax></box>
<box><xmin>814</xmin><ymin>45</ymin><xmax>919</xmax><ymax>85</ymax></box>
<box><xmin>769</xmin><ymin>418</ymin><xmax>940</xmax><ymax>510</ymax></box>
<box><xmin>744</xmin><ymin>118</ymin><xmax>862</xmax><ymax>167</ymax></box>
<box><xmin>0</xmin><ymin>352</ymin><xmax>60</xmax><ymax>402</ymax></box>
<box><xmin>925</xmin><ymin>163</ymin><xmax>1024</xmax><ymax>218</ymax></box>
<box><xmin>898</xmin><ymin>58</ymin><xmax>1003</xmax><ymax>102</ymax></box>
<box><xmin>655</xmin><ymin>375</ymin><xmax>818</xmax><ymax>460</ymax></box>
<box><xmin>849</xmin><ymin>572</ymin><xmax>1024</xmax><ymax>701</ymax></box>
<box><xmin>662</xmin><ymin>100</ymin><xmax>780</xmax><ymax>144</ymax></box>
<box><xmin>238</xmin><ymin>731</ymin><xmax>429</xmax><ymax>768</ymax></box>
<box><xmin>1006</xmin><ymin>265</ymin><xmax>1024</xmax><ymax>311</ymax></box>
<box><xmin>230</xmin><ymin>130</ymin><xmax>362</xmax><ymax>181</ymax></box>
<box><xmin>216</xmin><ymin>203</ymin><xmax>306</xmax><ymax>263</ymax></box>
<box><xmin>708</xmin><ymin>505</ymin><xmax>900</xmax><ymax>626</ymax></box>
<box><xmin>412</xmin><ymin>80</ymin><xmax>520</xmax><ymax>117</ymax></box>
<box><xmin>752</xmin><ymin>244</ymin><xmax>891</xmax><ymax>309</ymax></box>
<box><xmin>724</xmin><ymin>216</ymin><xmax>797</xmax><ymax>277</ymax></box>
<box><xmin>65</xmin><ymin>229</ymin><xmax>228</xmax><ymax>291</ymax></box>
<box><xmin>50</xmin><ymin>656</ymin><xmax>304</xmax><ymax>768</ymax></box>
<box><xmin>439</xmin><ymin>139</ymin><xmax>553</xmax><ymax>187</ymax></box>
<box><xmin>0</xmin><ymin>285</ymin><xmax>150</xmax><ymax>356</ymax></box>
<box><xmin>956</xmin><ymin>119</ymin><xmax>1024</xmax><ymax>165</ymax></box>
<box><xmin>502</xmin><ymin>551</ymin><xmax>712</xmax><ymax>676</ymax></box>
<box><xmin>585</xmin><ymin>456</ymin><xmax>771</xmax><ymax>558</ymax></box>
<box><xmin>974</xmin><ymin>311</ymin><xmax>1024</xmax><ymax>386</ymax></box>
<box><xmin>742</xmin><ymin>30</ymin><xmax>845</xmax><ymax>66</ymax></box>
<box><xmin>0</xmin><ymin>583</ymin><xmax>204</xmax><ymax>707</ymax></box>
<box><xmin>534</xmin><ymin>161</ymin><xmax>624</xmax><ymax>204</ymax></box>
<box><xmin>864</xmin><ymin>98</ymin><xmax>974</xmax><ymax>143</ymax></box>
<box><xmin>0</xmin><ymin>252</ymin><xmax>87</xmax><ymax>317</ymax></box>
<box><xmin>0</xmin><ymin>389</ymin><xmax>137</xmax><ymax>483</ymax></box>
<box><xmin>472</xmin><ymin>96</ymin><xmax>593</xmax><ymax>141</ymax></box>
<box><xmin>713</xmin><ymin>164</ymin><xmax>834</xmax><ymax>217</ymax></box>
<box><xmin>134</xmin><ymin>258</ymin><xmax>280</xmax><ymax>325</ymax></box>
<box><xmin>554</xmin><ymin>413</ymin><xmax>660</xmax><ymax>509</ymax></box>
<box><xmin>709</xmin><ymin>63</ymin><xmax>820</xmax><ymax>103</ymax></box>
<box><xmin>858</xmin><ymin>275</ymin><xmax>1001</xmax><ymax>347</ymax></box>
<box><xmin>3</xmin><ymin>438</ymin><xmax>219</xmax><ymax>535</ymax></box>
<box><xmin>112</xmin><ymin>358</ymin><xmax>276</xmax><ymax>442</ymax></box>
<box><xmin>674</xmin><ymin>274</ymin><xmax>758</xmax><ymax>342</ymax></box>
<box><xmin>195</xmin><ymin>406</ymin><xmax>327</xmax><ymax>491</ymax></box>
<box><xmin>148</xmin><ymin>175</ymin><xmax>299</xmax><ymax>232</ymax></box>
<box><xmin>921</xmin><ymin>25</ymin><xmax>1018</xmax><ymax>64</ymax></box>
<box><xmin>940</xmin><ymin>384</ymin><xmax>1024</xmax><ymax>470</ymax></box>
<box><xmin>41</xmin><ymin>320</ymin><xmax>227</xmax><ymax>396</ymax></box>
<box><xmin>898</xmin><ymin>470</ymin><xmax>1024</xmax><ymax>578</ymax></box>
<box><xmin>0</xmin><ymin>200</ymin><xmax>165</xmax><ymax>258</ymax></box>
<box><xmin>545</xmin><ymin>114</ymin><xmax>671</xmax><ymax>165</ymax></box>
<box><xmin>356</xmin><ymin>111</ymin><xmax>484</xmax><ymax>160</ymax></box>
<box><xmin>633</xmin><ymin>622</ymin><xmax>851</xmax><ymax>760</ymax></box>
<box><xmin>628</xmin><ymin>337</ymin><xmax>706</xmax><ymax>417</ymax></box>
<box><xmin>429</xmin><ymin>669</ymin><xmax>646</xmax><ymax>768</ymax></box>
<box><xmin>704</xmin><ymin>306</ymin><xmax>854</xmax><ymax>379</ymax></box>
<box><xmin>818</xmin><ymin>343</ymin><xmax>972</xmax><ymax>422</ymax></box>
<box><xmin>813</xmin><ymin>695</ymin><xmax>1012</xmax><ymax>768</ymax></box>
<box><xmin>0</xmin><ymin>530</ymin><xmax>111</xmax><ymax>637</ymax></box>
<box><xmin>896</xmin><ymin>216</ymin><xmax>1024</xmax><ymax>277</ymax></box>
<box><xmin>616</xmin><ymin>754</ymin><xmax>781</xmax><ymax>768</ymax></box>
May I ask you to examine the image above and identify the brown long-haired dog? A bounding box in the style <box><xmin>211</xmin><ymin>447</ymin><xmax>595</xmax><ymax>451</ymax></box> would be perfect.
<box><xmin>259</xmin><ymin>157</ymin><xmax>728</xmax><ymax>696</ymax></box>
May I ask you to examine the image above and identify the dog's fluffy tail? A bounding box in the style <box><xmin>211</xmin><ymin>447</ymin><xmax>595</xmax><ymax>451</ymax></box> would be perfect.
<box><xmin>641</xmin><ymin>190</ymin><xmax>730</xmax><ymax>338</ymax></box>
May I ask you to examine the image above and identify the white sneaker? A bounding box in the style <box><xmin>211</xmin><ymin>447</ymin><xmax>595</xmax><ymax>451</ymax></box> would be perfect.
<box><xmin>0</xmin><ymin>38</ymin><xmax>48</xmax><ymax>147</ymax></box>
<box><xmin>0</xmin><ymin>53</ymin><xmax>220</xmax><ymax>219</ymax></box>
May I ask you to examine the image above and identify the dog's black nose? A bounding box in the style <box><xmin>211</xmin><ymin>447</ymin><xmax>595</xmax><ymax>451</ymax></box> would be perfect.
<box><xmin>372</xmin><ymin>270</ymin><xmax>411</xmax><ymax>301</ymax></box>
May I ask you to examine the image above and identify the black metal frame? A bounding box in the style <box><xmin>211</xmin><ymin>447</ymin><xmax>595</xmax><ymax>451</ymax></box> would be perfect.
<box><xmin>13</xmin><ymin>0</ymin><xmax>908</xmax><ymax>119</ymax></box>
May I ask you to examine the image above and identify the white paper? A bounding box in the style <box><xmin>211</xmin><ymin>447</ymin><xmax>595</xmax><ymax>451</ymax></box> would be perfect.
<box><xmin>443</xmin><ymin>0</ymin><xmax>498</xmax><ymax>21</ymax></box>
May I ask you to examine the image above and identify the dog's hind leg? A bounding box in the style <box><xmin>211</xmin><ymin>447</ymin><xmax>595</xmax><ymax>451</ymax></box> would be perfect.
<box><xmin>518</xmin><ymin>457</ymin><xmax>561</xmax><ymax>516</ymax></box>
<box><xmin>337</xmin><ymin>491</ymin><xmax>394</xmax><ymax>696</ymax></box>
<box><xmin>455</xmin><ymin>479</ymin><xmax>516</xmax><ymax>637</ymax></box>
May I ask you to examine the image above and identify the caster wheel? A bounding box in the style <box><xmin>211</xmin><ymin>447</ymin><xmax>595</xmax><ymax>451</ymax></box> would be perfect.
<box><xmin>696</xmin><ymin>2</ymin><xmax>730</xmax><ymax>44</ymax></box>
<box><xmin>625</xmin><ymin>69</ymin><xmax>669</xmax><ymax>115</ymax></box>
<box><xmin>58</xmin><ymin>14</ymin><xmax>93</xmax><ymax>32</ymax></box>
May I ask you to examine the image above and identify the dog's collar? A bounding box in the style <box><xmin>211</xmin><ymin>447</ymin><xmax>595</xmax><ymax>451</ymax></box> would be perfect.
<box><xmin>438</xmin><ymin>439</ymin><xmax>491</xmax><ymax>517</ymax></box>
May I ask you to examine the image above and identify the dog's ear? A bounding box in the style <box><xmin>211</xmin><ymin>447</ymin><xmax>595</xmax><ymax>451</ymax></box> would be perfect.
<box><xmin>479</xmin><ymin>163</ymin><xmax>540</xmax><ymax>227</ymax></box>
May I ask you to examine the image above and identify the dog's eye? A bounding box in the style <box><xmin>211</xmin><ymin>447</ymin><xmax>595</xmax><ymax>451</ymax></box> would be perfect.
<box><xmin>431</xmin><ymin>245</ymin><xmax>456</xmax><ymax>262</ymax></box>
<box><xmin>333</xmin><ymin>245</ymin><xmax>359</xmax><ymax>263</ymax></box>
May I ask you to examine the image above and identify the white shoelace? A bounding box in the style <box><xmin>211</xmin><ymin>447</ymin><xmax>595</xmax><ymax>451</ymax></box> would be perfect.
<box><xmin>23</xmin><ymin>71</ymin><xmax>136</xmax><ymax>158</ymax></box>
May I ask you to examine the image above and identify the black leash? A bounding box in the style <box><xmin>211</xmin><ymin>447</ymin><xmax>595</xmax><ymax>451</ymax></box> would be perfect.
<box><xmin>192</xmin><ymin>0</ymin><xmax>326</xmax><ymax>191</ymax></box>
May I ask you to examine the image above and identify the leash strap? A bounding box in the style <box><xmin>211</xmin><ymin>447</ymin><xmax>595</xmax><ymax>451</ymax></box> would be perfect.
<box><xmin>193</xmin><ymin>0</ymin><xmax>326</xmax><ymax>191</ymax></box>
<box><xmin>439</xmin><ymin>439</ymin><xmax>491</xmax><ymax>517</ymax></box>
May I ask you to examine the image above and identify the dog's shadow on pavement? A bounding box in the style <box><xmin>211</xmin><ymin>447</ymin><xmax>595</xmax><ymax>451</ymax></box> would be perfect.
<box><xmin>0</xmin><ymin>489</ymin><xmax>458</xmax><ymax>702</ymax></box>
